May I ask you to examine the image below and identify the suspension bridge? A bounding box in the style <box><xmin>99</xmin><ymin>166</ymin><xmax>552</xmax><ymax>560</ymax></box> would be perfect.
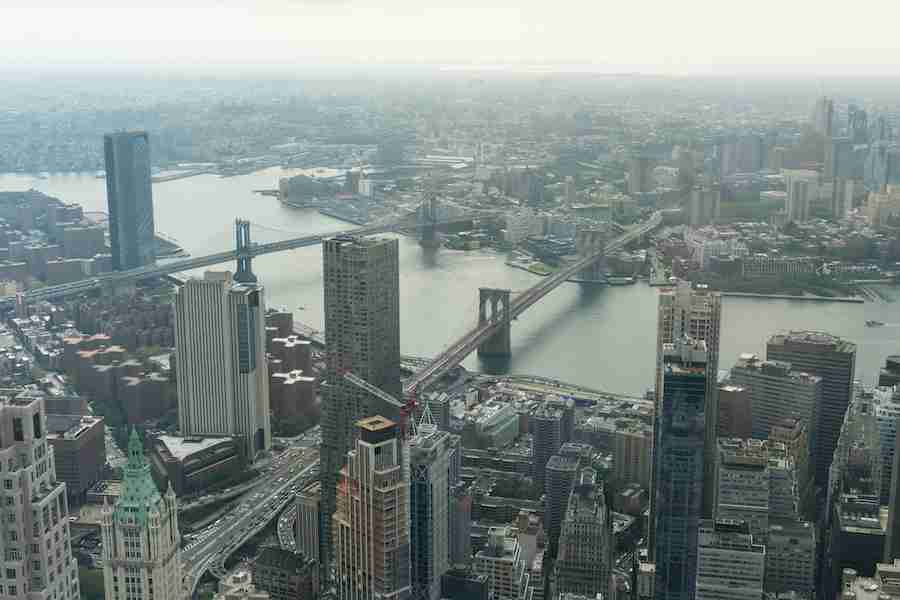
<box><xmin>0</xmin><ymin>206</ymin><xmax>473</xmax><ymax>310</ymax></box>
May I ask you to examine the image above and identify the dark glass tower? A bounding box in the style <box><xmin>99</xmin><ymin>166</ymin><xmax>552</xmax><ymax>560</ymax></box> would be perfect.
<box><xmin>103</xmin><ymin>131</ymin><xmax>156</xmax><ymax>271</ymax></box>
<box><xmin>653</xmin><ymin>337</ymin><xmax>708</xmax><ymax>600</ymax></box>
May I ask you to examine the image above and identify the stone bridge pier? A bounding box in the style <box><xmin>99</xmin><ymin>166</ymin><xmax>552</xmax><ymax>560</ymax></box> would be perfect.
<box><xmin>477</xmin><ymin>287</ymin><xmax>512</xmax><ymax>357</ymax></box>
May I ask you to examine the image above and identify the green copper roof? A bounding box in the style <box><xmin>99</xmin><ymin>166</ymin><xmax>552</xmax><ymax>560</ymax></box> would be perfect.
<box><xmin>114</xmin><ymin>428</ymin><xmax>163</xmax><ymax>526</ymax></box>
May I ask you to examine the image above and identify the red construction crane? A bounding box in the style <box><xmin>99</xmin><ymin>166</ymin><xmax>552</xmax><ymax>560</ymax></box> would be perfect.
<box><xmin>341</xmin><ymin>370</ymin><xmax>419</xmax><ymax>439</ymax></box>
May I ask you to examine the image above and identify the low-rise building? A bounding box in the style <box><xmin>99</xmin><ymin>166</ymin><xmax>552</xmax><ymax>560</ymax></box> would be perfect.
<box><xmin>149</xmin><ymin>435</ymin><xmax>244</xmax><ymax>496</ymax></box>
<box><xmin>252</xmin><ymin>547</ymin><xmax>318</xmax><ymax>600</ymax></box>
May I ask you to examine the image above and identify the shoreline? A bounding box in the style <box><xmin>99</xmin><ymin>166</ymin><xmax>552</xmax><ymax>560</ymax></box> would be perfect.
<box><xmin>721</xmin><ymin>291</ymin><xmax>864</xmax><ymax>303</ymax></box>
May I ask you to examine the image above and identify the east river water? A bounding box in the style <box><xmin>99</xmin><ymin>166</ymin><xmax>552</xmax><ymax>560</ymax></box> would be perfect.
<box><xmin>3</xmin><ymin>169</ymin><xmax>900</xmax><ymax>395</ymax></box>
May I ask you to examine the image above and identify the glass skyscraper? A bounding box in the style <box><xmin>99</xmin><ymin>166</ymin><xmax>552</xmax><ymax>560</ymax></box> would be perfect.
<box><xmin>653</xmin><ymin>337</ymin><xmax>708</xmax><ymax>600</ymax></box>
<box><xmin>104</xmin><ymin>131</ymin><xmax>156</xmax><ymax>270</ymax></box>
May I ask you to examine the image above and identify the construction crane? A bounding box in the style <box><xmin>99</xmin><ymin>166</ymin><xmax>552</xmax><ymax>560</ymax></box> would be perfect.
<box><xmin>341</xmin><ymin>371</ymin><xmax>421</xmax><ymax>439</ymax></box>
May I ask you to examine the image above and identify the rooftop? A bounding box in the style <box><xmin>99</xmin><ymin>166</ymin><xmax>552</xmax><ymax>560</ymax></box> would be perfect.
<box><xmin>46</xmin><ymin>414</ymin><xmax>102</xmax><ymax>440</ymax></box>
<box><xmin>156</xmin><ymin>435</ymin><xmax>233</xmax><ymax>461</ymax></box>
<box><xmin>358</xmin><ymin>415</ymin><xmax>395</xmax><ymax>432</ymax></box>
<box><xmin>768</xmin><ymin>330</ymin><xmax>857</xmax><ymax>354</ymax></box>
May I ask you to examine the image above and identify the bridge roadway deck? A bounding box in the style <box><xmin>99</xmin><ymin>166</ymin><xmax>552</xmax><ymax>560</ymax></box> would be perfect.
<box><xmin>182</xmin><ymin>447</ymin><xmax>319</xmax><ymax>594</ymax></box>
<box><xmin>403</xmin><ymin>213</ymin><xmax>662</xmax><ymax>394</ymax></box>
<box><xmin>3</xmin><ymin>221</ymin><xmax>400</xmax><ymax>308</ymax></box>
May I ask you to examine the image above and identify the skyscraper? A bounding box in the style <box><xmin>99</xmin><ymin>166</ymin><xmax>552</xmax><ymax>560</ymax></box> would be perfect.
<box><xmin>409</xmin><ymin>417</ymin><xmax>454</xmax><ymax>600</ymax></box>
<box><xmin>766</xmin><ymin>331</ymin><xmax>856</xmax><ymax>491</ymax></box>
<box><xmin>333</xmin><ymin>416</ymin><xmax>410</xmax><ymax>600</ymax></box>
<box><xmin>102</xmin><ymin>430</ymin><xmax>181</xmax><ymax>600</ymax></box>
<box><xmin>544</xmin><ymin>455</ymin><xmax>578</xmax><ymax>561</ymax></box>
<box><xmin>729</xmin><ymin>353</ymin><xmax>822</xmax><ymax>442</ymax></box>
<box><xmin>655</xmin><ymin>280</ymin><xmax>721</xmax><ymax>518</ymax></box>
<box><xmin>0</xmin><ymin>394</ymin><xmax>80</xmax><ymax>600</ymax></box>
<box><xmin>321</xmin><ymin>236</ymin><xmax>401</xmax><ymax>569</ymax></box>
<box><xmin>812</xmin><ymin>96</ymin><xmax>834</xmax><ymax>137</ymax></box>
<box><xmin>532</xmin><ymin>401</ymin><xmax>564</xmax><ymax>493</ymax></box>
<box><xmin>554</xmin><ymin>470</ymin><xmax>612</xmax><ymax>598</ymax></box>
<box><xmin>694</xmin><ymin>519</ymin><xmax>765</xmax><ymax>600</ymax></box>
<box><xmin>103</xmin><ymin>131</ymin><xmax>156</xmax><ymax>271</ymax></box>
<box><xmin>653</xmin><ymin>337</ymin><xmax>708</xmax><ymax>600</ymax></box>
<box><xmin>174</xmin><ymin>270</ymin><xmax>271</xmax><ymax>460</ymax></box>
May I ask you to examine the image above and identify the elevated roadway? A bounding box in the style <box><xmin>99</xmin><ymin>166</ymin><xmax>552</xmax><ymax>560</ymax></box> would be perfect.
<box><xmin>403</xmin><ymin>212</ymin><xmax>662</xmax><ymax>394</ymax></box>
<box><xmin>181</xmin><ymin>448</ymin><xmax>319</xmax><ymax>594</ymax></box>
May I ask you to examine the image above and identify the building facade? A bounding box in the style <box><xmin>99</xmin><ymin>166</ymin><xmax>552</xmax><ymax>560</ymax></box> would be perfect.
<box><xmin>531</xmin><ymin>402</ymin><xmax>564</xmax><ymax>493</ymax></box>
<box><xmin>554</xmin><ymin>473</ymin><xmax>612</xmax><ymax>598</ymax></box>
<box><xmin>653</xmin><ymin>337</ymin><xmax>708</xmax><ymax>600</ymax></box>
<box><xmin>102</xmin><ymin>430</ymin><xmax>181</xmax><ymax>600</ymax></box>
<box><xmin>0</xmin><ymin>394</ymin><xmax>80</xmax><ymax>600</ymax></box>
<box><xmin>252</xmin><ymin>547</ymin><xmax>318</xmax><ymax>600</ymax></box>
<box><xmin>296</xmin><ymin>482</ymin><xmax>321</xmax><ymax>564</ymax></box>
<box><xmin>174</xmin><ymin>270</ymin><xmax>271</xmax><ymax>461</ymax></box>
<box><xmin>472</xmin><ymin>527</ymin><xmax>532</xmax><ymax>600</ymax></box>
<box><xmin>767</xmin><ymin>331</ymin><xmax>856</xmax><ymax>491</ymax></box>
<box><xmin>543</xmin><ymin>455</ymin><xmax>578</xmax><ymax>561</ymax></box>
<box><xmin>321</xmin><ymin>237</ymin><xmax>401</xmax><ymax>569</ymax></box>
<box><xmin>656</xmin><ymin>281</ymin><xmax>721</xmax><ymax>519</ymax></box>
<box><xmin>103</xmin><ymin>131</ymin><xmax>156</xmax><ymax>271</ymax></box>
<box><xmin>765</xmin><ymin>518</ymin><xmax>815</xmax><ymax>595</ymax></box>
<box><xmin>729</xmin><ymin>354</ymin><xmax>822</xmax><ymax>444</ymax></box>
<box><xmin>409</xmin><ymin>422</ymin><xmax>453</xmax><ymax>600</ymax></box>
<box><xmin>333</xmin><ymin>417</ymin><xmax>410</xmax><ymax>600</ymax></box>
<box><xmin>46</xmin><ymin>413</ymin><xmax>105</xmax><ymax>503</ymax></box>
<box><xmin>695</xmin><ymin>519</ymin><xmax>765</xmax><ymax>600</ymax></box>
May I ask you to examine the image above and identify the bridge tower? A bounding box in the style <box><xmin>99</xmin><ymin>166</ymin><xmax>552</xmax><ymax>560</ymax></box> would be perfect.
<box><xmin>233</xmin><ymin>218</ymin><xmax>258</xmax><ymax>283</ymax></box>
<box><xmin>418</xmin><ymin>185</ymin><xmax>441</xmax><ymax>249</ymax></box>
<box><xmin>575</xmin><ymin>224</ymin><xmax>608</xmax><ymax>282</ymax></box>
<box><xmin>477</xmin><ymin>287</ymin><xmax>512</xmax><ymax>357</ymax></box>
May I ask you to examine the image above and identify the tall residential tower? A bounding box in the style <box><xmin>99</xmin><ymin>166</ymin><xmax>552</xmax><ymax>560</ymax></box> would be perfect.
<box><xmin>321</xmin><ymin>236</ymin><xmax>401</xmax><ymax>568</ymax></box>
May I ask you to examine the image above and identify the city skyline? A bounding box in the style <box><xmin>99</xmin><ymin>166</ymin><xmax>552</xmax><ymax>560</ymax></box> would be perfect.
<box><xmin>3</xmin><ymin>56</ymin><xmax>900</xmax><ymax>600</ymax></box>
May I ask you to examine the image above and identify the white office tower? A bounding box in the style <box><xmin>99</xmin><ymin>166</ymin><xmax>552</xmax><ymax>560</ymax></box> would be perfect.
<box><xmin>175</xmin><ymin>270</ymin><xmax>271</xmax><ymax>460</ymax></box>
<box><xmin>0</xmin><ymin>394</ymin><xmax>80</xmax><ymax>600</ymax></box>
<box><xmin>695</xmin><ymin>519</ymin><xmax>765</xmax><ymax>600</ymax></box>
<box><xmin>102</xmin><ymin>430</ymin><xmax>181</xmax><ymax>600</ymax></box>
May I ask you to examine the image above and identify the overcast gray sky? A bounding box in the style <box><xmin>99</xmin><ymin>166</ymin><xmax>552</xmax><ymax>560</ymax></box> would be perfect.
<box><xmin>3</xmin><ymin>0</ymin><xmax>900</xmax><ymax>75</ymax></box>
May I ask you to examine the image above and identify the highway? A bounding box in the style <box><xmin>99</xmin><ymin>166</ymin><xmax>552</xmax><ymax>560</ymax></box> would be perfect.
<box><xmin>403</xmin><ymin>212</ymin><xmax>663</xmax><ymax>394</ymax></box>
<box><xmin>181</xmin><ymin>447</ymin><xmax>319</xmax><ymax>594</ymax></box>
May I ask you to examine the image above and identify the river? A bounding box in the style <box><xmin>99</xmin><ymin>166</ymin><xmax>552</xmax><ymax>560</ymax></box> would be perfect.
<box><xmin>2</xmin><ymin>169</ymin><xmax>899</xmax><ymax>395</ymax></box>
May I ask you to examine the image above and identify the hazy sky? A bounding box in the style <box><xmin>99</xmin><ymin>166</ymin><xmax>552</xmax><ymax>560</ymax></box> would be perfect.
<box><xmin>3</xmin><ymin>0</ymin><xmax>900</xmax><ymax>75</ymax></box>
